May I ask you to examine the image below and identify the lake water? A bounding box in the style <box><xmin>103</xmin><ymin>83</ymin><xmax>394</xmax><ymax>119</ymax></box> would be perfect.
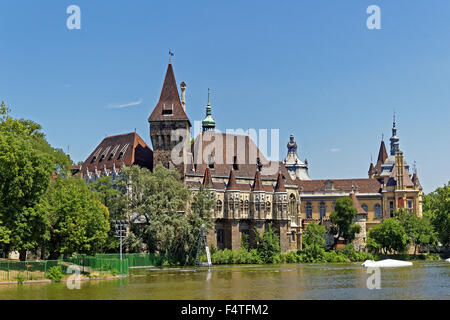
<box><xmin>0</xmin><ymin>261</ymin><xmax>448</xmax><ymax>300</ymax></box>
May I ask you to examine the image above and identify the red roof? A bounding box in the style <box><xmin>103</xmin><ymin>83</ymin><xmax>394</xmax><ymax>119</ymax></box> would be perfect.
<box><xmin>202</xmin><ymin>167</ymin><xmax>213</xmax><ymax>188</ymax></box>
<box><xmin>226</xmin><ymin>169</ymin><xmax>238</xmax><ymax>190</ymax></box>
<box><xmin>374</xmin><ymin>140</ymin><xmax>388</xmax><ymax>173</ymax></box>
<box><xmin>252</xmin><ymin>170</ymin><xmax>263</xmax><ymax>191</ymax></box>
<box><xmin>296</xmin><ymin>178</ymin><xmax>381</xmax><ymax>193</ymax></box>
<box><xmin>349</xmin><ymin>192</ymin><xmax>366</xmax><ymax>214</ymax></box>
<box><xmin>274</xmin><ymin>171</ymin><xmax>286</xmax><ymax>192</ymax></box>
<box><xmin>81</xmin><ymin>132</ymin><xmax>152</xmax><ymax>176</ymax></box>
<box><xmin>148</xmin><ymin>63</ymin><xmax>190</xmax><ymax>124</ymax></box>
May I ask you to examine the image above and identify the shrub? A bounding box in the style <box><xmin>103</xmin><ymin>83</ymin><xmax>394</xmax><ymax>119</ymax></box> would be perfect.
<box><xmin>324</xmin><ymin>251</ymin><xmax>349</xmax><ymax>263</ymax></box>
<box><xmin>111</xmin><ymin>269</ymin><xmax>118</xmax><ymax>276</ymax></box>
<box><xmin>47</xmin><ymin>266</ymin><xmax>64</xmax><ymax>282</ymax></box>
<box><xmin>254</xmin><ymin>224</ymin><xmax>281</xmax><ymax>264</ymax></box>
<box><xmin>15</xmin><ymin>273</ymin><xmax>26</xmax><ymax>284</ymax></box>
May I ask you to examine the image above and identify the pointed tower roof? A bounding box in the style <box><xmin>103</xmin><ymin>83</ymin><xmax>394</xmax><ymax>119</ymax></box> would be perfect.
<box><xmin>148</xmin><ymin>63</ymin><xmax>191</xmax><ymax>125</ymax></box>
<box><xmin>368</xmin><ymin>162</ymin><xmax>375</xmax><ymax>176</ymax></box>
<box><xmin>202</xmin><ymin>88</ymin><xmax>216</xmax><ymax>131</ymax></box>
<box><xmin>252</xmin><ymin>170</ymin><xmax>264</xmax><ymax>191</ymax></box>
<box><xmin>377</xmin><ymin>140</ymin><xmax>388</xmax><ymax>164</ymax></box>
<box><xmin>226</xmin><ymin>169</ymin><xmax>238</xmax><ymax>191</ymax></box>
<box><xmin>202</xmin><ymin>167</ymin><xmax>214</xmax><ymax>188</ymax></box>
<box><xmin>274</xmin><ymin>171</ymin><xmax>286</xmax><ymax>192</ymax></box>
<box><xmin>349</xmin><ymin>192</ymin><xmax>365</xmax><ymax>214</ymax></box>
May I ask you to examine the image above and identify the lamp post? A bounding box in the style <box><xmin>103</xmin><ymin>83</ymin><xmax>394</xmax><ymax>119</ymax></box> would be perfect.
<box><xmin>112</xmin><ymin>220</ymin><xmax>128</xmax><ymax>273</ymax></box>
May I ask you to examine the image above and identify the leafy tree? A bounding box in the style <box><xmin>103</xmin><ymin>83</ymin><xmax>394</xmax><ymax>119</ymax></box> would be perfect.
<box><xmin>423</xmin><ymin>183</ymin><xmax>450</xmax><ymax>247</ymax></box>
<box><xmin>367</xmin><ymin>218</ymin><xmax>409</xmax><ymax>254</ymax></box>
<box><xmin>38</xmin><ymin>177</ymin><xmax>110</xmax><ymax>259</ymax></box>
<box><xmin>395</xmin><ymin>209</ymin><xmax>437</xmax><ymax>254</ymax></box>
<box><xmin>330</xmin><ymin>197</ymin><xmax>361</xmax><ymax>243</ymax></box>
<box><xmin>302</xmin><ymin>223</ymin><xmax>327</xmax><ymax>248</ymax></box>
<box><xmin>254</xmin><ymin>223</ymin><xmax>281</xmax><ymax>263</ymax></box>
<box><xmin>0</xmin><ymin>102</ymin><xmax>72</xmax><ymax>260</ymax></box>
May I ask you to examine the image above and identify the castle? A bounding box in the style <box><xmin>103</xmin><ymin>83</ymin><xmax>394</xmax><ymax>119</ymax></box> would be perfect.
<box><xmin>77</xmin><ymin>61</ymin><xmax>423</xmax><ymax>252</ymax></box>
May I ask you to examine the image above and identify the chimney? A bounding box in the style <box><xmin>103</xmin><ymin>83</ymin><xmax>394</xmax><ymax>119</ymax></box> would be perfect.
<box><xmin>180</xmin><ymin>81</ymin><xmax>186</xmax><ymax>111</ymax></box>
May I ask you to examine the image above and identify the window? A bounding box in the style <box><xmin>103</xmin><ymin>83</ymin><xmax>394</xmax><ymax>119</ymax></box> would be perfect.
<box><xmin>389</xmin><ymin>201</ymin><xmax>394</xmax><ymax>217</ymax></box>
<box><xmin>319</xmin><ymin>202</ymin><xmax>326</xmax><ymax>219</ymax></box>
<box><xmin>362</xmin><ymin>204</ymin><xmax>368</xmax><ymax>213</ymax></box>
<box><xmin>244</xmin><ymin>200</ymin><xmax>249</xmax><ymax>215</ymax></box>
<box><xmin>306</xmin><ymin>202</ymin><xmax>312</xmax><ymax>219</ymax></box>
<box><xmin>255</xmin><ymin>204</ymin><xmax>260</xmax><ymax>215</ymax></box>
<box><xmin>408</xmin><ymin>201</ymin><xmax>413</xmax><ymax>213</ymax></box>
<box><xmin>216</xmin><ymin>200</ymin><xmax>222</xmax><ymax>214</ymax></box>
<box><xmin>217</xmin><ymin>229</ymin><xmax>224</xmax><ymax>244</ymax></box>
<box><xmin>91</xmin><ymin>156</ymin><xmax>97</xmax><ymax>163</ymax></box>
<box><xmin>277</xmin><ymin>203</ymin><xmax>282</xmax><ymax>213</ymax></box>
<box><xmin>99</xmin><ymin>154</ymin><xmax>105</xmax><ymax>162</ymax></box>
<box><xmin>289</xmin><ymin>194</ymin><xmax>296</xmax><ymax>216</ymax></box>
<box><xmin>229</xmin><ymin>203</ymin><xmax>235</xmax><ymax>212</ymax></box>
<box><xmin>108</xmin><ymin>153</ymin><xmax>114</xmax><ymax>161</ymax></box>
<box><xmin>118</xmin><ymin>152</ymin><xmax>124</xmax><ymax>160</ymax></box>
<box><xmin>266</xmin><ymin>202</ymin><xmax>271</xmax><ymax>214</ymax></box>
<box><xmin>374</xmin><ymin>203</ymin><xmax>382</xmax><ymax>218</ymax></box>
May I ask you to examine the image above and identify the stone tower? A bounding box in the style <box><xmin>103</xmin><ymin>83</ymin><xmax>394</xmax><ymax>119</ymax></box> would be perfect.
<box><xmin>148</xmin><ymin>62</ymin><xmax>191</xmax><ymax>178</ymax></box>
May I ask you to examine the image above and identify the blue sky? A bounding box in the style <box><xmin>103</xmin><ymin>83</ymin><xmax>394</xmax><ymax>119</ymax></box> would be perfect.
<box><xmin>1</xmin><ymin>0</ymin><xmax>449</xmax><ymax>193</ymax></box>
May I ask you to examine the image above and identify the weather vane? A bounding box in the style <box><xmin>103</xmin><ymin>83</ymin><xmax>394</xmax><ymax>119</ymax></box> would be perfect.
<box><xmin>169</xmin><ymin>50</ymin><xmax>174</xmax><ymax>63</ymax></box>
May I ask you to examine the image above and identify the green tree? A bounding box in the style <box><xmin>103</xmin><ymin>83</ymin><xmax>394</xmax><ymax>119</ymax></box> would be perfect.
<box><xmin>302</xmin><ymin>223</ymin><xmax>327</xmax><ymax>248</ymax></box>
<box><xmin>330</xmin><ymin>197</ymin><xmax>361</xmax><ymax>243</ymax></box>
<box><xmin>254</xmin><ymin>223</ymin><xmax>281</xmax><ymax>263</ymax></box>
<box><xmin>395</xmin><ymin>209</ymin><xmax>437</xmax><ymax>255</ymax></box>
<box><xmin>300</xmin><ymin>223</ymin><xmax>327</xmax><ymax>262</ymax></box>
<box><xmin>0</xmin><ymin>102</ymin><xmax>72</xmax><ymax>260</ymax></box>
<box><xmin>367</xmin><ymin>218</ymin><xmax>409</xmax><ymax>254</ymax></box>
<box><xmin>423</xmin><ymin>183</ymin><xmax>450</xmax><ymax>247</ymax></box>
<box><xmin>38</xmin><ymin>177</ymin><xmax>110</xmax><ymax>259</ymax></box>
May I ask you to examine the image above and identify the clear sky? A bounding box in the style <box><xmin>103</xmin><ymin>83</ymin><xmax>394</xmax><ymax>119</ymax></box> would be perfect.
<box><xmin>1</xmin><ymin>0</ymin><xmax>449</xmax><ymax>193</ymax></box>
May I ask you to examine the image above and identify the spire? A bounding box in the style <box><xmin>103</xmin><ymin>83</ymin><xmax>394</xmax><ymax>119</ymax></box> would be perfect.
<box><xmin>202</xmin><ymin>167</ymin><xmax>214</xmax><ymax>188</ymax></box>
<box><xmin>202</xmin><ymin>88</ymin><xmax>216</xmax><ymax>131</ymax></box>
<box><xmin>390</xmin><ymin>112</ymin><xmax>400</xmax><ymax>156</ymax></box>
<box><xmin>226</xmin><ymin>169</ymin><xmax>238</xmax><ymax>191</ymax></box>
<box><xmin>349</xmin><ymin>192</ymin><xmax>365</xmax><ymax>214</ymax></box>
<box><xmin>274</xmin><ymin>171</ymin><xmax>286</xmax><ymax>192</ymax></box>
<box><xmin>377</xmin><ymin>140</ymin><xmax>388</xmax><ymax>164</ymax></box>
<box><xmin>148</xmin><ymin>62</ymin><xmax>190</xmax><ymax>124</ymax></box>
<box><xmin>368</xmin><ymin>162</ymin><xmax>375</xmax><ymax>177</ymax></box>
<box><xmin>252</xmin><ymin>170</ymin><xmax>264</xmax><ymax>191</ymax></box>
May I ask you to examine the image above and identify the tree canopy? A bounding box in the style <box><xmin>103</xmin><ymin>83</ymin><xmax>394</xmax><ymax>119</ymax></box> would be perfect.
<box><xmin>330</xmin><ymin>197</ymin><xmax>361</xmax><ymax>243</ymax></box>
<box><xmin>423</xmin><ymin>182</ymin><xmax>450</xmax><ymax>247</ymax></box>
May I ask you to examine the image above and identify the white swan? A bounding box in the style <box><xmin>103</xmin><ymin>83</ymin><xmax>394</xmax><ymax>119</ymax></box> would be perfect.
<box><xmin>362</xmin><ymin>259</ymin><xmax>413</xmax><ymax>267</ymax></box>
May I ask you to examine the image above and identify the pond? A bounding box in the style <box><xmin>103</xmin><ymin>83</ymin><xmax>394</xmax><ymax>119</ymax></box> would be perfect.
<box><xmin>0</xmin><ymin>261</ymin><xmax>448</xmax><ymax>300</ymax></box>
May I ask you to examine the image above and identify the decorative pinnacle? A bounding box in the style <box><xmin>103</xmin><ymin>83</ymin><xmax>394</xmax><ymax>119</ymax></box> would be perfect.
<box><xmin>207</xmin><ymin>88</ymin><xmax>211</xmax><ymax>106</ymax></box>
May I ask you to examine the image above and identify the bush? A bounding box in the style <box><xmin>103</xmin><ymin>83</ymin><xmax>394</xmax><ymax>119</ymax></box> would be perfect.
<box><xmin>15</xmin><ymin>273</ymin><xmax>26</xmax><ymax>284</ymax></box>
<box><xmin>337</xmin><ymin>244</ymin><xmax>374</xmax><ymax>262</ymax></box>
<box><xmin>47</xmin><ymin>266</ymin><xmax>64</xmax><ymax>282</ymax></box>
<box><xmin>323</xmin><ymin>251</ymin><xmax>349</xmax><ymax>263</ymax></box>
<box><xmin>111</xmin><ymin>269</ymin><xmax>118</xmax><ymax>276</ymax></box>
<box><xmin>254</xmin><ymin>224</ymin><xmax>281</xmax><ymax>264</ymax></box>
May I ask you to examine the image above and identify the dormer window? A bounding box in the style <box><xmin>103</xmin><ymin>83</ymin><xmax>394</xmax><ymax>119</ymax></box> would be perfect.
<box><xmin>118</xmin><ymin>152</ymin><xmax>124</xmax><ymax>160</ymax></box>
<box><xmin>99</xmin><ymin>155</ymin><xmax>105</xmax><ymax>162</ymax></box>
<box><xmin>108</xmin><ymin>153</ymin><xmax>114</xmax><ymax>161</ymax></box>
<box><xmin>162</xmin><ymin>103</ymin><xmax>173</xmax><ymax>115</ymax></box>
<box><xmin>91</xmin><ymin>156</ymin><xmax>97</xmax><ymax>163</ymax></box>
<box><xmin>233</xmin><ymin>156</ymin><xmax>239</xmax><ymax>170</ymax></box>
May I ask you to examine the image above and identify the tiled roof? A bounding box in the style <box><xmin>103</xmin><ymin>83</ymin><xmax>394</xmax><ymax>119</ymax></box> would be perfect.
<box><xmin>274</xmin><ymin>171</ymin><xmax>286</xmax><ymax>192</ymax></box>
<box><xmin>148</xmin><ymin>63</ymin><xmax>190</xmax><ymax>124</ymax></box>
<box><xmin>374</xmin><ymin>140</ymin><xmax>388</xmax><ymax>174</ymax></box>
<box><xmin>295</xmin><ymin>178</ymin><xmax>381</xmax><ymax>193</ymax></box>
<box><xmin>202</xmin><ymin>167</ymin><xmax>213</xmax><ymax>188</ymax></box>
<box><xmin>226</xmin><ymin>169</ymin><xmax>238</xmax><ymax>190</ymax></box>
<box><xmin>186</xmin><ymin>131</ymin><xmax>293</xmax><ymax>183</ymax></box>
<box><xmin>81</xmin><ymin>132</ymin><xmax>152</xmax><ymax>177</ymax></box>
<box><xmin>252</xmin><ymin>170</ymin><xmax>263</xmax><ymax>191</ymax></box>
<box><xmin>349</xmin><ymin>192</ymin><xmax>366</xmax><ymax>214</ymax></box>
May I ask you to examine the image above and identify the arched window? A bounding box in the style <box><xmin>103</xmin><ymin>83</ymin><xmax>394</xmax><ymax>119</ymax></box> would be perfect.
<box><xmin>244</xmin><ymin>200</ymin><xmax>249</xmax><ymax>215</ymax></box>
<box><xmin>319</xmin><ymin>202</ymin><xmax>326</xmax><ymax>219</ymax></box>
<box><xmin>306</xmin><ymin>202</ymin><xmax>312</xmax><ymax>219</ymax></box>
<box><xmin>289</xmin><ymin>194</ymin><xmax>296</xmax><ymax>216</ymax></box>
<box><xmin>266</xmin><ymin>201</ymin><xmax>271</xmax><ymax>214</ymax></box>
<box><xmin>216</xmin><ymin>200</ymin><xmax>222</xmax><ymax>214</ymax></box>
<box><xmin>362</xmin><ymin>203</ymin><xmax>368</xmax><ymax>213</ymax></box>
<box><xmin>374</xmin><ymin>203</ymin><xmax>382</xmax><ymax>218</ymax></box>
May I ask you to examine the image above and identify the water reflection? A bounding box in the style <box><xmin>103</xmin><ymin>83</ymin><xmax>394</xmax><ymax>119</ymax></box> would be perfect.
<box><xmin>0</xmin><ymin>261</ymin><xmax>448</xmax><ymax>300</ymax></box>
